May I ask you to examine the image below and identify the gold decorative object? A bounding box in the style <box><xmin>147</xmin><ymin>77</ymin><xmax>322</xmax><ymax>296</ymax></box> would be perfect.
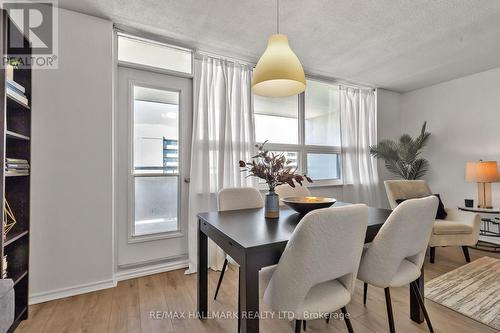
<box><xmin>281</xmin><ymin>196</ymin><xmax>337</xmax><ymax>215</ymax></box>
<box><xmin>3</xmin><ymin>198</ymin><xmax>17</xmax><ymax>240</ymax></box>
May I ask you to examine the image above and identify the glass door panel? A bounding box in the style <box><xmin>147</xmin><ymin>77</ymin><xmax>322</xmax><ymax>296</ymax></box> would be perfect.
<box><xmin>133</xmin><ymin>86</ymin><xmax>180</xmax><ymax>235</ymax></box>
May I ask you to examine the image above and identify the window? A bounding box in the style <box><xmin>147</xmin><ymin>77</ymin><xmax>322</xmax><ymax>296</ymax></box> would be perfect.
<box><xmin>305</xmin><ymin>80</ymin><xmax>341</xmax><ymax>146</ymax></box>
<box><xmin>118</xmin><ymin>33</ymin><xmax>192</xmax><ymax>74</ymax></box>
<box><xmin>254</xmin><ymin>95</ymin><xmax>298</xmax><ymax>144</ymax></box>
<box><xmin>307</xmin><ymin>153</ymin><xmax>339</xmax><ymax>180</ymax></box>
<box><xmin>253</xmin><ymin>79</ymin><xmax>341</xmax><ymax>184</ymax></box>
<box><xmin>133</xmin><ymin>86</ymin><xmax>180</xmax><ymax>235</ymax></box>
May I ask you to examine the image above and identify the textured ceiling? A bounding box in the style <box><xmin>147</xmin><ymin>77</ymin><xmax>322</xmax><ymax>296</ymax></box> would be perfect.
<box><xmin>58</xmin><ymin>0</ymin><xmax>500</xmax><ymax>92</ymax></box>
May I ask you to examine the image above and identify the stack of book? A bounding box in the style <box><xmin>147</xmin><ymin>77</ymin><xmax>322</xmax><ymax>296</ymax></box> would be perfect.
<box><xmin>6</xmin><ymin>79</ymin><xmax>28</xmax><ymax>106</ymax></box>
<box><xmin>5</xmin><ymin>158</ymin><xmax>29</xmax><ymax>176</ymax></box>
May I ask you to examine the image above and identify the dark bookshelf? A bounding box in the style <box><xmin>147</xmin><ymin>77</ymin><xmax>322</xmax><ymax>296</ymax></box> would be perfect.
<box><xmin>0</xmin><ymin>10</ymin><xmax>32</xmax><ymax>332</ymax></box>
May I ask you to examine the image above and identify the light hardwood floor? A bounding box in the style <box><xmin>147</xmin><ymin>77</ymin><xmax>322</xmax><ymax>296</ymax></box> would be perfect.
<box><xmin>17</xmin><ymin>246</ymin><xmax>499</xmax><ymax>333</ymax></box>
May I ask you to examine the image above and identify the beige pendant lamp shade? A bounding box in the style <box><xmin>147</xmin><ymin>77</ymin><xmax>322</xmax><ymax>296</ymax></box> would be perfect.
<box><xmin>252</xmin><ymin>34</ymin><xmax>306</xmax><ymax>97</ymax></box>
<box><xmin>252</xmin><ymin>0</ymin><xmax>306</xmax><ymax>97</ymax></box>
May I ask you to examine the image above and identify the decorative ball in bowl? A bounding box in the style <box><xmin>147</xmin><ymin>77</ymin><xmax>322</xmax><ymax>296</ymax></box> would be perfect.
<box><xmin>281</xmin><ymin>196</ymin><xmax>337</xmax><ymax>215</ymax></box>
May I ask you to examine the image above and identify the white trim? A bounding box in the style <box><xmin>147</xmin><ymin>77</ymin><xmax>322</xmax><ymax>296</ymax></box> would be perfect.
<box><xmin>29</xmin><ymin>279</ymin><xmax>117</xmax><ymax>305</ymax></box>
<box><xmin>128</xmin><ymin>230</ymin><xmax>184</xmax><ymax>244</ymax></box>
<box><xmin>112</xmin><ymin>22</ymin><xmax>118</xmax><ymax>278</ymax></box>
<box><xmin>29</xmin><ymin>258</ymin><xmax>189</xmax><ymax>304</ymax></box>
<box><xmin>115</xmin><ymin>258</ymin><xmax>188</xmax><ymax>282</ymax></box>
<box><xmin>114</xmin><ymin>24</ymin><xmax>195</xmax><ymax>54</ymax></box>
<box><xmin>118</xmin><ymin>60</ymin><xmax>194</xmax><ymax>79</ymax></box>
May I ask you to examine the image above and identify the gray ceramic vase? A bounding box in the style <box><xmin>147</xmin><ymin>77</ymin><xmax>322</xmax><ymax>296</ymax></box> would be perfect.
<box><xmin>265</xmin><ymin>190</ymin><xmax>280</xmax><ymax>218</ymax></box>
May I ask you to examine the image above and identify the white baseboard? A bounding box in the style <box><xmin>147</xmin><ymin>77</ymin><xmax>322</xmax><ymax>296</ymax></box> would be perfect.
<box><xmin>114</xmin><ymin>258</ymin><xmax>188</xmax><ymax>282</ymax></box>
<box><xmin>29</xmin><ymin>278</ymin><xmax>117</xmax><ymax>305</ymax></box>
<box><xmin>29</xmin><ymin>258</ymin><xmax>189</xmax><ymax>305</ymax></box>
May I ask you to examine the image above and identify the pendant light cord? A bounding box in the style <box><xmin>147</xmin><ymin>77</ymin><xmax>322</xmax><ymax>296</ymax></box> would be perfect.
<box><xmin>276</xmin><ymin>0</ymin><xmax>280</xmax><ymax>34</ymax></box>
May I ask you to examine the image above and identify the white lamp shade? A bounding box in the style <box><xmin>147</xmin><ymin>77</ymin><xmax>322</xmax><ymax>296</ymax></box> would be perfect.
<box><xmin>252</xmin><ymin>34</ymin><xmax>306</xmax><ymax>97</ymax></box>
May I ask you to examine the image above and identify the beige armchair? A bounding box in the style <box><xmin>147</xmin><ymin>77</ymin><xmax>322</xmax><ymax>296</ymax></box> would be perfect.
<box><xmin>384</xmin><ymin>180</ymin><xmax>481</xmax><ymax>264</ymax></box>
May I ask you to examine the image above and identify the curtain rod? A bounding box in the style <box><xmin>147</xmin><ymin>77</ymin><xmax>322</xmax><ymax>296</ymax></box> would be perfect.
<box><xmin>194</xmin><ymin>50</ymin><xmax>257</xmax><ymax>67</ymax></box>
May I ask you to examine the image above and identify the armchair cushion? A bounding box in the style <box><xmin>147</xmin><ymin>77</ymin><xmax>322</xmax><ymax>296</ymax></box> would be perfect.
<box><xmin>432</xmin><ymin>220</ymin><xmax>473</xmax><ymax>235</ymax></box>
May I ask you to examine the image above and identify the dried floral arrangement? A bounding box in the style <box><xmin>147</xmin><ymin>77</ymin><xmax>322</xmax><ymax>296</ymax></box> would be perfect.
<box><xmin>239</xmin><ymin>141</ymin><xmax>312</xmax><ymax>192</ymax></box>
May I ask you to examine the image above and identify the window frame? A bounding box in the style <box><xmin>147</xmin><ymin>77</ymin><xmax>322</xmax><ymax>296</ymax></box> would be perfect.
<box><xmin>117</xmin><ymin>31</ymin><xmax>194</xmax><ymax>79</ymax></box>
<box><xmin>128</xmin><ymin>81</ymin><xmax>184</xmax><ymax>242</ymax></box>
<box><xmin>255</xmin><ymin>80</ymin><xmax>343</xmax><ymax>188</ymax></box>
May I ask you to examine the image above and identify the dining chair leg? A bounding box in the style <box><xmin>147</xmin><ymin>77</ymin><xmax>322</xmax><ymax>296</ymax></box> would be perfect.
<box><xmin>462</xmin><ymin>246</ymin><xmax>471</xmax><ymax>263</ymax></box>
<box><xmin>341</xmin><ymin>307</ymin><xmax>354</xmax><ymax>333</ymax></box>
<box><xmin>295</xmin><ymin>320</ymin><xmax>302</xmax><ymax>333</ymax></box>
<box><xmin>384</xmin><ymin>288</ymin><xmax>396</xmax><ymax>333</ymax></box>
<box><xmin>214</xmin><ymin>258</ymin><xmax>228</xmax><ymax>300</ymax></box>
<box><xmin>410</xmin><ymin>281</ymin><xmax>434</xmax><ymax>333</ymax></box>
<box><xmin>363</xmin><ymin>282</ymin><xmax>368</xmax><ymax>305</ymax></box>
<box><xmin>429</xmin><ymin>247</ymin><xmax>435</xmax><ymax>264</ymax></box>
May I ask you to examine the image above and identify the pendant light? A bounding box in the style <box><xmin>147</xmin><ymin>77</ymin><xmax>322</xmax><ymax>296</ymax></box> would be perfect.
<box><xmin>251</xmin><ymin>0</ymin><xmax>306</xmax><ymax>97</ymax></box>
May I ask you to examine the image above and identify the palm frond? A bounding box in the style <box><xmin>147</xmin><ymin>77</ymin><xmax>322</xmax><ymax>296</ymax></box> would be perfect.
<box><xmin>370</xmin><ymin>122</ymin><xmax>431</xmax><ymax>180</ymax></box>
<box><xmin>408</xmin><ymin>158</ymin><xmax>429</xmax><ymax>180</ymax></box>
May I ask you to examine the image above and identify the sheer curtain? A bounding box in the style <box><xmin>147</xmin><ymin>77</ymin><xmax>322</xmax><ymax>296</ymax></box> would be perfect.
<box><xmin>340</xmin><ymin>87</ymin><xmax>382</xmax><ymax>207</ymax></box>
<box><xmin>187</xmin><ymin>56</ymin><xmax>256</xmax><ymax>273</ymax></box>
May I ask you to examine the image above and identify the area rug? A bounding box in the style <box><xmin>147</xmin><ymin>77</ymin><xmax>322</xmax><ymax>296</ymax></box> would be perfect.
<box><xmin>425</xmin><ymin>256</ymin><xmax>500</xmax><ymax>330</ymax></box>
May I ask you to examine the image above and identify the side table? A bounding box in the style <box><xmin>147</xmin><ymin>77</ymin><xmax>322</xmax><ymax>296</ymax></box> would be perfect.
<box><xmin>458</xmin><ymin>206</ymin><xmax>500</xmax><ymax>252</ymax></box>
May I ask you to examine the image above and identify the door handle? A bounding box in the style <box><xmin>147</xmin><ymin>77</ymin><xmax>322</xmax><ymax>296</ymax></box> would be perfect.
<box><xmin>184</xmin><ymin>178</ymin><xmax>190</xmax><ymax>183</ymax></box>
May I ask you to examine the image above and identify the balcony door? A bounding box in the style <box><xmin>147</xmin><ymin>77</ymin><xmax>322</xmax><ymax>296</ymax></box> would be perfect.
<box><xmin>116</xmin><ymin>66</ymin><xmax>192</xmax><ymax>268</ymax></box>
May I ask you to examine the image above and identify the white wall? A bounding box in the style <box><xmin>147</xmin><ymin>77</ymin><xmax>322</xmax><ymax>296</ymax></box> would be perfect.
<box><xmin>376</xmin><ymin>89</ymin><xmax>402</xmax><ymax>207</ymax></box>
<box><xmin>400</xmin><ymin>66</ymin><xmax>500</xmax><ymax>208</ymax></box>
<box><xmin>30</xmin><ymin>8</ymin><xmax>114</xmax><ymax>301</ymax></box>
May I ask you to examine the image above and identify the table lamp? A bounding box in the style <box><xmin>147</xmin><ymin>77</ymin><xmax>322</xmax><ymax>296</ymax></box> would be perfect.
<box><xmin>465</xmin><ymin>160</ymin><xmax>500</xmax><ymax>208</ymax></box>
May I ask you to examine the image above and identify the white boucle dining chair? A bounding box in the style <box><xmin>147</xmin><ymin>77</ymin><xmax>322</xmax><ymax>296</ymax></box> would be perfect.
<box><xmin>357</xmin><ymin>196</ymin><xmax>438</xmax><ymax>333</ymax></box>
<box><xmin>260</xmin><ymin>204</ymin><xmax>368</xmax><ymax>333</ymax></box>
<box><xmin>275</xmin><ymin>184</ymin><xmax>312</xmax><ymax>206</ymax></box>
<box><xmin>214</xmin><ymin>187</ymin><xmax>264</xmax><ymax>300</ymax></box>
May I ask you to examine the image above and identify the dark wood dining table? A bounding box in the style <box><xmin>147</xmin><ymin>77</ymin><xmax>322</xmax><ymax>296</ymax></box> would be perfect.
<box><xmin>197</xmin><ymin>202</ymin><xmax>425</xmax><ymax>333</ymax></box>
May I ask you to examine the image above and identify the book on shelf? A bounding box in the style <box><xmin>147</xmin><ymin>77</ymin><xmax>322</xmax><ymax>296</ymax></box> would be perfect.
<box><xmin>6</xmin><ymin>79</ymin><xmax>26</xmax><ymax>95</ymax></box>
<box><xmin>6</xmin><ymin>158</ymin><xmax>28</xmax><ymax>164</ymax></box>
<box><xmin>6</xmin><ymin>164</ymin><xmax>29</xmax><ymax>169</ymax></box>
<box><xmin>5</xmin><ymin>170</ymin><xmax>29</xmax><ymax>176</ymax></box>
<box><xmin>6</xmin><ymin>79</ymin><xmax>25</xmax><ymax>93</ymax></box>
<box><xmin>6</xmin><ymin>87</ymin><xmax>28</xmax><ymax>106</ymax></box>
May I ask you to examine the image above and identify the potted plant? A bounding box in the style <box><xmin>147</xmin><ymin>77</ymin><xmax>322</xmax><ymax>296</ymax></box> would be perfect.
<box><xmin>369</xmin><ymin>122</ymin><xmax>431</xmax><ymax>180</ymax></box>
<box><xmin>239</xmin><ymin>141</ymin><xmax>312</xmax><ymax>218</ymax></box>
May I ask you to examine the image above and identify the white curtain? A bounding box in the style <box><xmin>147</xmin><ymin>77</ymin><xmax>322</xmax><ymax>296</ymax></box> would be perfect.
<box><xmin>340</xmin><ymin>87</ymin><xmax>382</xmax><ymax>207</ymax></box>
<box><xmin>186</xmin><ymin>56</ymin><xmax>256</xmax><ymax>273</ymax></box>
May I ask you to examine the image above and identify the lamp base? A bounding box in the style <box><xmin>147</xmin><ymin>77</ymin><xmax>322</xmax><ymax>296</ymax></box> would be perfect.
<box><xmin>477</xmin><ymin>182</ymin><xmax>493</xmax><ymax>208</ymax></box>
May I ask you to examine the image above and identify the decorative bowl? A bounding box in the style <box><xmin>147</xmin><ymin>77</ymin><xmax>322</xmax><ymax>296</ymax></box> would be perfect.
<box><xmin>281</xmin><ymin>196</ymin><xmax>337</xmax><ymax>215</ymax></box>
